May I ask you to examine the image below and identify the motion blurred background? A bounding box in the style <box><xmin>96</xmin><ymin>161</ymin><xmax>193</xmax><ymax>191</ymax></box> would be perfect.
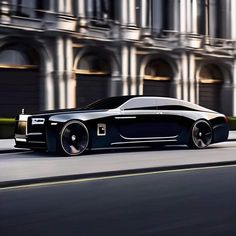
<box><xmin>0</xmin><ymin>0</ymin><xmax>235</xmax><ymax>118</ymax></box>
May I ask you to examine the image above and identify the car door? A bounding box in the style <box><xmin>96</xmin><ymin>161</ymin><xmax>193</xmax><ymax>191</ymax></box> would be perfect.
<box><xmin>115</xmin><ymin>97</ymin><xmax>175</xmax><ymax>140</ymax></box>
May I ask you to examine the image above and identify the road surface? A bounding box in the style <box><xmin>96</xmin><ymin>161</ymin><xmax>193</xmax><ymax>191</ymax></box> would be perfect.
<box><xmin>0</xmin><ymin>141</ymin><xmax>236</xmax><ymax>184</ymax></box>
<box><xmin>1</xmin><ymin>164</ymin><xmax>236</xmax><ymax>235</ymax></box>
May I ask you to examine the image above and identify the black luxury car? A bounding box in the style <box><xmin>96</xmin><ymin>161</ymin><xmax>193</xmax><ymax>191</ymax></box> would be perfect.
<box><xmin>15</xmin><ymin>96</ymin><xmax>229</xmax><ymax>156</ymax></box>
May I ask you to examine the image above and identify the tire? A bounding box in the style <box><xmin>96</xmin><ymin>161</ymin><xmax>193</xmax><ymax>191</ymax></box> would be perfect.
<box><xmin>59</xmin><ymin>120</ymin><xmax>89</xmax><ymax>156</ymax></box>
<box><xmin>188</xmin><ymin>120</ymin><xmax>213</xmax><ymax>149</ymax></box>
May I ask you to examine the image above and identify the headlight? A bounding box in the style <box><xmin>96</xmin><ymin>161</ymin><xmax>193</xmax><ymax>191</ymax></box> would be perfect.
<box><xmin>32</xmin><ymin>118</ymin><xmax>45</xmax><ymax>125</ymax></box>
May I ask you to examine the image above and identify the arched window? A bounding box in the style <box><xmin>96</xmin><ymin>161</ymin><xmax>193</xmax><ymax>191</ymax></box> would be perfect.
<box><xmin>76</xmin><ymin>54</ymin><xmax>110</xmax><ymax>75</ymax></box>
<box><xmin>143</xmin><ymin>59</ymin><xmax>174</xmax><ymax>97</ymax></box>
<box><xmin>198</xmin><ymin>64</ymin><xmax>223</xmax><ymax>112</ymax></box>
<box><xmin>0</xmin><ymin>46</ymin><xmax>39</xmax><ymax>68</ymax></box>
<box><xmin>145</xmin><ymin>60</ymin><xmax>173</xmax><ymax>81</ymax></box>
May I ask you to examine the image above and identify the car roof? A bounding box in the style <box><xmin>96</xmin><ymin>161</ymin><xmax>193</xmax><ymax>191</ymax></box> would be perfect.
<box><xmin>120</xmin><ymin>96</ymin><xmax>212</xmax><ymax>112</ymax></box>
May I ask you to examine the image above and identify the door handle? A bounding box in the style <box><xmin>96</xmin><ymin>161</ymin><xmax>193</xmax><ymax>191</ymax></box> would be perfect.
<box><xmin>115</xmin><ymin>116</ymin><xmax>136</xmax><ymax>119</ymax></box>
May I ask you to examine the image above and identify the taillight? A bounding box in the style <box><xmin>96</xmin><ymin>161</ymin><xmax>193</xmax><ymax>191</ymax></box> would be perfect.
<box><xmin>224</xmin><ymin>116</ymin><xmax>229</xmax><ymax>123</ymax></box>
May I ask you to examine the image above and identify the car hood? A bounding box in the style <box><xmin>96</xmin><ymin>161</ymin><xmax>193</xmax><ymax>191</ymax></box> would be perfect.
<box><xmin>33</xmin><ymin>108</ymin><xmax>108</xmax><ymax>117</ymax></box>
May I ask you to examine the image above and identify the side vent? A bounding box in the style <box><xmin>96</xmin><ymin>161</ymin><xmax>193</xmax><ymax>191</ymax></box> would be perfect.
<box><xmin>97</xmin><ymin>123</ymin><xmax>106</xmax><ymax>136</ymax></box>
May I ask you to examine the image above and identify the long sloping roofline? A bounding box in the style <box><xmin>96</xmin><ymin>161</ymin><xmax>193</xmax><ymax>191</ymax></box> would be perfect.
<box><xmin>85</xmin><ymin>95</ymin><xmax>214</xmax><ymax>112</ymax></box>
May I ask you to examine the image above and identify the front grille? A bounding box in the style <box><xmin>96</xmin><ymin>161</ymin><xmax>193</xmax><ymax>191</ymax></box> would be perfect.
<box><xmin>27</xmin><ymin>117</ymin><xmax>47</xmax><ymax>149</ymax></box>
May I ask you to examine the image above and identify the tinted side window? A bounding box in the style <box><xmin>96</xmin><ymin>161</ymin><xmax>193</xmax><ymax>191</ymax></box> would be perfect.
<box><xmin>157</xmin><ymin>105</ymin><xmax>196</xmax><ymax>111</ymax></box>
<box><xmin>121</xmin><ymin>98</ymin><xmax>156</xmax><ymax>110</ymax></box>
<box><xmin>123</xmin><ymin>106</ymin><xmax>157</xmax><ymax>111</ymax></box>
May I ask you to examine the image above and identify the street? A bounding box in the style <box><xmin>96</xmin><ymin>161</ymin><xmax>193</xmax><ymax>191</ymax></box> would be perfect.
<box><xmin>1</xmin><ymin>164</ymin><xmax>236</xmax><ymax>235</ymax></box>
<box><xmin>1</xmin><ymin>140</ymin><xmax>236</xmax><ymax>235</ymax></box>
<box><xmin>1</xmin><ymin>141</ymin><xmax>236</xmax><ymax>184</ymax></box>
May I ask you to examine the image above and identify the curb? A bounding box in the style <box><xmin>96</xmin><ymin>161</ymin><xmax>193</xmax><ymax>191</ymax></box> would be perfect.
<box><xmin>0</xmin><ymin>148</ymin><xmax>30</xmax><ymax>154</ymax></box>
<box><xmin>0</xmin><ymin>137</ymin><xmax>235</xmax><ymax>154</ymax></box>
<box><xmin>1</xmin><ymin>160</ymin><xmax>236</xmax><ymax>189</ymax></box>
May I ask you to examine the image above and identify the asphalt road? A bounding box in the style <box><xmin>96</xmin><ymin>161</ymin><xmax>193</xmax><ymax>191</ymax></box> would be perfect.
<box><xmin>1</xmin><ymin>141</ymin><xmax>236</xmax><ymax>184</ymax></box>
<box><xmin>2</xmin><ymin>165</ymin><xmax>236</xmax><ymax>235</ymax></box>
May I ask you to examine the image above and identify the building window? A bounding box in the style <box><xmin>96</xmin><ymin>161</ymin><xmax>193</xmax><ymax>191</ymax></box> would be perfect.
<box><xmin>36</xmin><ymin>0</ymin><xmax>50</xmax><ymax>18</ymax></box>
<box><xmin>197</xmin><ymin>0</ymin><xmax>230</xmax><ymax>38</ymax></box>
<box><xmin>86</xmin><ymin>0</ymin><xmax>118</xmax><ymax>27</ymax></box>
<box><xmin>136</xmin><ymin>0</ymin><xmax>141</xmax><ymax>27</ymax></box>
<box><xmin>151</xmin><ymin>0</ymin><xmax>179</xmax><ymax>37</ymax></box>
<box><xmin>0</xmin><ymin>44</ymin><xmax>39</xmax><ymax>67</ymax></box>
<box><xmin>197</xmin><ymin>0</ymin><xmax>206</xmax><ymax>35</ymax></box>
<box><xmin>11</xmin><ymin>0</ymin><xmax>50</xmax><ymax>18</ymax></box>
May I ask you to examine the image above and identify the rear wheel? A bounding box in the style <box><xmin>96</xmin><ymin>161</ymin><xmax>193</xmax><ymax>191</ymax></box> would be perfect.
<box><xmin>188</xmin><ymin>120</ymin><xmax>212</xmax><ymax>149</ymax></box>
<box><xmin>59</xmin><ymin>121</ymin><xmax>89</xmax><ymax>156</ymax></box>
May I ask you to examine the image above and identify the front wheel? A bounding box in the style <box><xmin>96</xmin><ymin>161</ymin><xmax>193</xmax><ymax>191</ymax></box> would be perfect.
<box><xmin>188</xmin><ymin>120</ymin><xmax>213</xmax><ymax>149</ymax></box>
<box><xmin>59</xmin><ymin>121</ymin><xmax>89</xmax><ymax>156</ymax></box>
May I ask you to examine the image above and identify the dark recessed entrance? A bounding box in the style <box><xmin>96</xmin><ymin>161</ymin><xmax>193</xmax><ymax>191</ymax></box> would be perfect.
<box><xmin>144</xmin><ymin>59</ymin><xmax>173</xmax><ymax>97</ymax></box>
<box><xmin>75</xmin><ymin>53</ymin><xmax>111</xmax><ymax>107</ymax></box>
<box><xmin>198</xmin><ymin>64</ymin><xmax>223</xmax><ymax>112</ymax></box>
<box><xmin>0</xmin><ymin>46</ymin><xmax>40</xmax><ymax>117</ymax></box>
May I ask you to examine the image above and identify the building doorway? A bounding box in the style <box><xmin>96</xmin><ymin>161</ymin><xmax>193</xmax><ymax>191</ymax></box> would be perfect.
<box><xmin>75</xmin><ymin>53</ymin><xmax>111</xmax><ymax>107</ymax></box>
<box><xmin>0</xmin><ymin>45</ymin><xmax>40</xmax><ymax>117</ymax></box>
<box><xmin>143</xmin><ymin>59</ymin><xmax>174</xmax><ymax>97</ymax></box>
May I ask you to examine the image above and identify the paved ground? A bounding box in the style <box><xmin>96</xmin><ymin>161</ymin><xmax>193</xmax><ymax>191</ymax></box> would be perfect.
<box><xmin>0</xmin><ymin>137</ymin><xmax>236</xmax><ymax>187</ymax></box>
<box><xmin>1</xmin><ymin>131</ymin><xmax>236</xmax><ymax>152</ymax></box>
<box><xmin>2</xmin><ymin>166</ymin><xmax>236</xmax><ymax>235</ymax></box>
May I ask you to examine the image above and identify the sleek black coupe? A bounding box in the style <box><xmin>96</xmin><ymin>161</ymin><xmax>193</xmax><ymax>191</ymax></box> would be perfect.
<box><xmin>15</xmin><ymin>96</ymin><xmax>229</xmax><ymax>156</ymax></box>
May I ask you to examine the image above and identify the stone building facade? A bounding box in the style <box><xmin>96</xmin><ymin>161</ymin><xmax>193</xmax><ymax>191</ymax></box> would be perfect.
<box><xmin>0</xmin><ymin>0</ymin><xmax>235</xmax><ymax>117</ymax></box>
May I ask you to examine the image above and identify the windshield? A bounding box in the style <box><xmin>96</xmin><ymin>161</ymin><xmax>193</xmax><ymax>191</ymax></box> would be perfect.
<box><xmin>84</xmin><ymin>96</ymin><xmax>133</xmax><ymax>110</ymax></box>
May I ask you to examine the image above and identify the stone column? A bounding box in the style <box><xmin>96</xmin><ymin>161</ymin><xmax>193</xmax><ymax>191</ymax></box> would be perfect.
<box><xmin>191</xmin><ymin>0</ymin><xmax>198</xmax><ymax>33</ymax></box>
<box><xmin>181</xmin><ymin>53</ymin><xmax>188</xmax><ymax>101</ymax></box>
<box><xmin>58</xmin><ymin>0</ymin><xmax>64</xmax><ymax>12</ymax></box>
<box><xmin>189</xmin><ymin>54</ymin><xmax>196</xmax><ymax>103</ymax></box>
<box><xmin>231</xmin><ymin>0</ymin><xmax>236</xmax><ymax>39</ymax></box>
<box><xmin>180</xmin><ymin>0</ymin><xmax>187</xmax><ymax>33</ymax></box>
<box><xmin>43</xmin><ymin>60</ymin><xmax>54</xmax><ymax>111</ymax></box>
<box><xmin>141</xmin><ymin>0</ymin><xmax>148</xmax><ymax>28</ymax></box>
<box><xmin>78</xmin><ymin>0</ymin><xmax>86</xmax><ymax>26</ymax></box>
<box><xmin>186</xmin><ymin>0</ymin><xmax>192</xmax><ymax>33</ymax></box>
<box><xmin>128</xmin><ymin>0</ymin><xmax>136</xmax><ymax>26</ymax></box>
<box><xmin>121</xmin><ymin>0</ymin><xmax>128</xmax><ymax>25</ymax></box>
<box><xmin>130</xmin><ymin>46</ymin><xmax>137</xmax><ymax>95</ymax></box>
<box><xmin>64</xmin><ymin>0</ymin><xmax>72</xmax><ymax>15</ymax></box>
<box><xmin>65</xmin><ymin>38</ymin><xmax>76</xmax><ymax>108</ymax></box>
<box><xmin>56</xmin><ymin>37</ymin><xmax>66</xmax><ymax>109</ymax></box>
<box><xmin>122</xmin><ymin>45</ymin><xmax>129</xmax><ymax>95</ymax></box>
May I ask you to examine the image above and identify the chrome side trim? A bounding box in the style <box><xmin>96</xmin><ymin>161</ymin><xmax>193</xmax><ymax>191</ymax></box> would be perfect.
<box><xmin>51</xmin><ymin>122</ymin><xmax>58</xmax><ymax>126</ymax></box>
<box><xmin>28</xmin><ymin>141</ymin><xmax>46</xmax><ymax>144</ymax></box>
<box><xmin>120</xmin><ymin>134</ymin><xmax>178</xmax><ymax>141</ymax></box>
<box><xmin>27</xmin><ymin>133</ymin><xmax>43</xmax><ymax>136</ymax></box>
<box><xmin>115</xmin><ymin>116</ymin><xmax>136</xmax><ymax>119</ymax></box>
<box><xmin>15</xmin><ymin>138</ymin><xmax>27</xmax><ymax>142</ymax></box>
<box><xmin>111</xmin><ymin>139</ymin><xmax>177</xmax><ymax>146</ymax></box>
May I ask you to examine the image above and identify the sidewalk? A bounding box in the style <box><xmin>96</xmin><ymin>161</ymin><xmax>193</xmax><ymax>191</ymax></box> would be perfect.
<box><xmin>0</xmin><ymin>139</ymin><xmax>15</xmax><ymax>150</ymax></box>
<box><xmin>0</xmin><ymin>131</ymin><xmax>236</xmax><ymax>152</ymax></box>
<box><xmin>228</xmin><ymin>130</ymin><xmax>236</xmax><ymax>141</ymax></box>
<box><xmin>0</xmin><ymin>131</ymin><xmax>235</xmax><ymax>188</ymax></box>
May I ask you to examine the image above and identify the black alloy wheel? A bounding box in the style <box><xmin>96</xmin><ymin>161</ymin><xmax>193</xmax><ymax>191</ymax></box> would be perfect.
<box><xmin>60</xmin><ymin>121</ymin><xmax>89</xmax><ymax>156</ymax></box>
<box><xmin>188</xmin><ymin>120</ymin><xmax>213</xmax><ymax>149</ymax></box>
